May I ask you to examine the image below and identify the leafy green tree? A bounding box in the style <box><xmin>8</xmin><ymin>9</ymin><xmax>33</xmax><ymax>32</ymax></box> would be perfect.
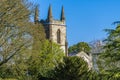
<box><xmin>0</xmin><ymin>24</ymin><xmax>46</xmax><ymax>80</ymax></box>
<box><xmin>1</xmin><ymin>23</ymin><xmax>46</xmax><ymax>79</ymax></box>
<box><xmin>30</xmin><ymin>23</ymin><xmax>46</xmax><ymax>54</ymax></box>
<box><xmin>68</xmin><ymin>42</ymin><xmax>91</xmax><ymax>53</ymax></box>
<box><xmin>0</xmin><ymin>0</ymin><xmax>32</xmax><ymax>67</ymax></box>
<box><xmin>52</xmin><ymin>56</ymin><xmax>89</xmax><ymax>80</ymax></box>
<box><xmin>0</xmin><ymin>0</ymin><xmax>46</xmax><ymax>79</ymax></box>
<box><xmin>27</xmin><ymin>40</ymin><xmax>64</xmax><ymax>80</ymax></box>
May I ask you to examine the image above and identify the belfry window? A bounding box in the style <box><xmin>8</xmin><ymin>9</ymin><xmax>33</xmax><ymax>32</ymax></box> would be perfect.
<box><xmin>57</xmin><ymin>29</ymin><xmax>61</xmax><ymax>43</ymax></box>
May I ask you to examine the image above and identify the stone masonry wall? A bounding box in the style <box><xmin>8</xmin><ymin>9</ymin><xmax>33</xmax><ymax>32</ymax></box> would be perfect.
<box><xmin>51</xmin><ymin>20</ymin><xmax>66</xmax><ymax>53</ymax></box>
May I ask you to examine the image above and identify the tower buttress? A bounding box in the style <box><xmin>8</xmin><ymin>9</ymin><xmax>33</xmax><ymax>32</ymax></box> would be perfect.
<box><xmin>65</xmin><ymin>40</ymin><xmax>68</xmax><ymax>56</ymax></box>
<box><xmin>47</xmin><ymin>5</ymin><xmax>53</xmax><ymax>22</ymax></box>
<box><xmin>34</xmin><ymin>5</ymin><xmax>39</xmax><ymax>24</ymax></box>
<box><xmin>60</xmin><ymin>6</ymin><xmax>65</xmax><ymax>21</ymax></box>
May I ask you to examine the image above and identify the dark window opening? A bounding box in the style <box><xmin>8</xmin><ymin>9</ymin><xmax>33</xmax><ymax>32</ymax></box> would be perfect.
<box><xmin>57</xmin><ymin>29</ymin><xmax>61</xmax><ymax>44</ymax></box>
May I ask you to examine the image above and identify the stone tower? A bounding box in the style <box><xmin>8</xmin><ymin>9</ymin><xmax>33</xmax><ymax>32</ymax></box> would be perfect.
<box><xmin>35</xmin><ymin>5</ymin><xmax>68</xmax><ymax>56</ymax></box>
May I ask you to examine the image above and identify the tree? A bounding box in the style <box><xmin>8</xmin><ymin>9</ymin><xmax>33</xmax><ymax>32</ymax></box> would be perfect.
<box><xmin>68</xmin><ymin>42</ymin><xmax>91</xmax><ymax>53</ymax></box>
<box><xmin>0</xmin><ymin>0</ymin><xmax>32</xmax><ymax>67</ymax></box>
<box><xmin>99</xmin><ymin>24</ymin><xmax>120</xmax><ymax>79</ymax></box>
<box><xmin>27</xmin><ymin>40</ymin><xmax>64</xmax><ymax>80</ymax></box>
<box><xmin>0</xmin><ymin>0</ymin><xmax>47</xmax><ymax>79</ymax></box>
<box><xmin>0</xmin><ymin>0</ymin><xmax>31</xmax><ymax>79</ymax></box>
<box><xmin>30</xmin><ymin>23</ymin><xmax>46</xmax><ymax>53</ymax></box>
<box><xmin>52</xmin><ymin>56</ymin><xmax>89</xmax><ymax>80</ymax></box>
<box><xmin>0</xmin><ymin>23</ymin><xmax>46</xmax><ymax>79</ymax></box>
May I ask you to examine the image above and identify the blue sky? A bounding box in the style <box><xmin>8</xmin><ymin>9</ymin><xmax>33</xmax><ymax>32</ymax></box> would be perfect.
<box><xmin>30</xmin><ymin>0</ymin><xmax>120</xmax><ymax>46</ymax></box>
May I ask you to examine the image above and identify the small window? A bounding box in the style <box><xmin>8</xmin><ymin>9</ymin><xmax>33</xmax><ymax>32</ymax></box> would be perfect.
<box><xmin>57</xmin><ymin>29</ymin><xmax>61</xmax><ymax>43</ymax></box>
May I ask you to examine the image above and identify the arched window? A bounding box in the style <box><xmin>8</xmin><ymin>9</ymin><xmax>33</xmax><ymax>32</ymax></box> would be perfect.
<box><xmin>57</xmin><ymin>29</ymin><xmax>61</xmax><ymax>43</ymax></box>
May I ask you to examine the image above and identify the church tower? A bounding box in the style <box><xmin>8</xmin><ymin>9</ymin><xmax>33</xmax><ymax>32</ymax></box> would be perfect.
<box><xmin>35</xmin><ymin>5</ymin><xmax>68</xmax><ymax>56</ymax></box>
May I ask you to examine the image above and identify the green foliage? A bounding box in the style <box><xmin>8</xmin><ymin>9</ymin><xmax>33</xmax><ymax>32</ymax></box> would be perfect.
<box><xmin>98</xmin><ymin>24</ymin><xmax>120</xmax><ymax>79</ymax></box>
<box><xmin>0</xmin><ymin>40</ymin><xmax>63</xmax><ymax>80</ymax></box>
<box><xmin>0</xmin><ymin>0</ymin><xmax>46</xmax><ymax>79</ymax></box>
<box><xmin>0</xmin><ymin>0</ymin><xmax>32</xmax><ymax>66</ymax></box>
<box><xmin>30</xmin><ymin>23</ymin><xmax>46</xmax><ymax>50</ymax></box>
<box><xmin>68</xmin><ymin>42</ymin><xmax>91</xmax><ymax>53</ymax></box>
<box><xmin>27</xmin><ymin>40</ymin><xmax>64</xmax><ymax>79</ymax></box>
<box><xmin>0</xmin><ymin>64</ymin><xmax>15</xmax><ymax>78</ymax></box>
<box><xmin>102</xmin><ymin>25</ymin><xmax>120</xmax><ymax>61</ymax></box>
<box><xmin>52</xmin><ymin>56</ymin><xmax>89</xmax><ymax>80</ymax></box>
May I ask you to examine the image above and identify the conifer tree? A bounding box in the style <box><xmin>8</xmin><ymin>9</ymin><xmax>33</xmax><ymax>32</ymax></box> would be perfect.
<box><xmin>53</xmin><ymin>56</ymin><xmax>89</xmax><ymax>80</ymax></box>
<box><xmin>99</xmin><ymin>24</ymin><xmax>120</xmax><ymax>79</ymax></box>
